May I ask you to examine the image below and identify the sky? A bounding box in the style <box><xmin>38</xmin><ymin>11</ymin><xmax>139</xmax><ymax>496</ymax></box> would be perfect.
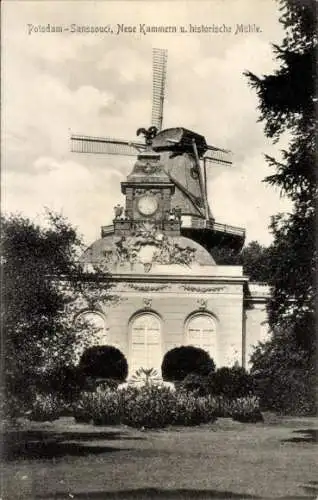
<box><xmin>2</xmin><ymin>0</ymin><xmax>292</xmax><ymax>247</ymax></box>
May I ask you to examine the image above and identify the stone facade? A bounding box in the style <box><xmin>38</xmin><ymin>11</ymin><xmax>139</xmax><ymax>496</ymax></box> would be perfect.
<box><xmin>76</xmin><ymin>264</ymin><xmax>249</xmax><ymax>374</ymax></box>
<box><xmin>76</xmin><ymin>144</ymin><xmax>271</xmax><ymax>375</ymax></box>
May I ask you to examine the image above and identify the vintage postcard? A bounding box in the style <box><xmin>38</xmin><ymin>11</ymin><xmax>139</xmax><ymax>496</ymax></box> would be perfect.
<box><xmin>2</xmin><ymin>0</ymin><xmax>316</xmax><ymax>499</ymax></box>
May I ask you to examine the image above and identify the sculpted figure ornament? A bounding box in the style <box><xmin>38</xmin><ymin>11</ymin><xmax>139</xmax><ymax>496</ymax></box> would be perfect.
<box><xmin>99</xmin><ymin>229</ymin><xmax>197</xmax><ymax>271</ymax></box>
<box><xmin>143</xmin><ymin>162</ymin><xmax>157</xmax><ymax>175</ymax></box>
<box><xmin>136</xmin><ymin>126</ymin><xmax>158</xmax><ymax>146</ymax></box>
<box><xmin>174</xmin><ymin>207</ymin><xmax>182</xmax><ymax>223</ymax></box>
<box><xmin>114</xmin><ymin>204</ymin><xmax>124</xmax><ymax>219</ymax></box>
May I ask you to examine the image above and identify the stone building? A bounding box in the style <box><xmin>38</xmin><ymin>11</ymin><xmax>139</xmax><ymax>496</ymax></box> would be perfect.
<box><xmin>78</xmin><ymin>138</ymin><xmax>270</xmax><ymax>375</ymax></box>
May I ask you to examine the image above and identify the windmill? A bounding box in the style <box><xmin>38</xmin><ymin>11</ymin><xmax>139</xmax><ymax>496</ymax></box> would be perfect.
<box><xmin>71</xmin><ymin>48</ymin><xmax>233</xmax><ymax>223</ymax></box>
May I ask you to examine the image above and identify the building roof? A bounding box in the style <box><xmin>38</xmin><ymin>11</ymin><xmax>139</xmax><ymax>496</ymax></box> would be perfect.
<box><xmin>80</xmin><ymin>231</ymin><xmax>216</xmax><ymax>275</ymax></box>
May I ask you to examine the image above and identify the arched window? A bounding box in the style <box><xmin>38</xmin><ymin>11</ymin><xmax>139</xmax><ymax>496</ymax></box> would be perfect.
<box><xmin>75</xmin><ymin>311</ymin><xmax>107</xmax><ymax>346</ymax></box>
<box><xmin>130</xmin><ymin>313</ymin><xmax>162</xmax><ymax>374</ymax></box>
<box><xmin>186</xmin><ymin>313</ymin><xmax>217</xmax><ymax>362</ymax></box>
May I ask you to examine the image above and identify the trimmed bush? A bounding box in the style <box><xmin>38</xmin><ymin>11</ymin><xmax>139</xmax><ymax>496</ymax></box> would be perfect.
<box><xmin>208</xmin><ymin>366</ymin><xmax>255</xmax><ymax>398</ymax></box>
<box><xmin>78</xmin><ymin>345</ymin><xmax>128</xmax><ymax>382</ymax></box>
<box><xmin>161</xmin><ymin>346</ymin><xmax>215</xmax><ymax>382</ymax></box>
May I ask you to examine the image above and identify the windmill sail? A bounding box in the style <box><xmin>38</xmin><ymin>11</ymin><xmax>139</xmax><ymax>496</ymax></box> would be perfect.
<box><xmin>71</xmin><ymin>135</ymin><xmax>146</xmax><ymax>156</ymax></box>
<box><xmin>152</xmin><ymin>48</ymin><xmax>168</xmax><ymax>131</ymax></box>
<box><xmin>204</xmin><ymin>146</ymin><xmax>233</xmax><ymax>166</ymax></box>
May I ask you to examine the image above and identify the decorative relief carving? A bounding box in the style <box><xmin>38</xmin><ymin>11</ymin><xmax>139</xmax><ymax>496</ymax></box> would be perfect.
<box><xmin>143</xmin><ymin>298</ymin><xmax>152</xmax><ymax>308</ymax></box>
<box><xmin>197</xmin><ymin>298</ymin><xmax>207</xmax><ymax>310</ymax></box>
<box><xmin>143</xmin><ymin>163</ymin><xmax>158</xmax><ymax>175</ymax></box>
<box><xmin>134</xmin><ymin>188</ymin><xmax>162</xmax><ymax>196</ymax></box>
<box><xmin>97</xmin><ymin>226</ymin><xmax>196</xmax><ymax>273</ymax></box>
<box><xmin>129</xmin><ymin>284</ymin><xmax>169</xmax><ymax>292</ymax></box>
<box><xmin>183</xmin><ymin>285</ymin><xmax>226</xmax><ymax>293</ymax></box>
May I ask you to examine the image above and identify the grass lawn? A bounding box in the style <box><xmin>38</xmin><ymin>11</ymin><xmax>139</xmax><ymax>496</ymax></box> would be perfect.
<box><xmin>1</xmin><ymin>416</ymin><xmax>317</xmax><ymax>500</ymax></box>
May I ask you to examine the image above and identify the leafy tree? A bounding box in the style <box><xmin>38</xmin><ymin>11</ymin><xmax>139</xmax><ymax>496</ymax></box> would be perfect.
<box><xmin>245</xmin><ymin>0</ymin><xmax>316</xmax><ymax>338</ymax></box>
<box><xmin>1</xmin><ymin>211</ymin><xmax>110</xmax><ymax>416</ymax></box>
<box><xmin>250</xmin><ymin>328</ymin><xmax>315</xmax><ymax>415</ymax></box>
<box><xmin>161</xmin><ymin>346</ymin><xmax>215</xmax><ymax>382</ymax></box>
<box><xmin>244</xmin><ymin>0</ymin><xmax>317</xmax><ymax>412</ymax></box>
<box><xmin>213</xmin><ymin>240</ymin><xmax>271</xmax><ymax>282</ymax></box>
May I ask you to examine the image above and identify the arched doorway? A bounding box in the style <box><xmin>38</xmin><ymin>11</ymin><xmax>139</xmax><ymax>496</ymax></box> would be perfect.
<box><xmin>130</xmin><ymin>312</ymin><xmax>162</xmax><ymax>374</ymax></box>
<box><xmin>185</xmin><ymin>313</ymin><xmax>217</xmax><ymax>364</ymax></box>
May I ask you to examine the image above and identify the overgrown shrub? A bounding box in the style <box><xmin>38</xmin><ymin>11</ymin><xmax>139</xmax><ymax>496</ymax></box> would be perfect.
<box><xmin>229</xmin><ymin>396</ymin><xmax>263</xmax><ymax>422</ymax></box>
<box><xmin>208</xmin><ymin>366</ymin><xmax>255</xmax><ymax>398</ymax></box>
<box><xmin>73</xmin><ymin>389</ymin><xmax>121</xmax><ymax>425</ymax></box>
<box><xmin>179</xmin><ymin>373</ymin><xmax>210</xmax><ymax>396</ymax></box>
<box><xmin>205</xmin><ymin>395</ymin><xmax>262</xmax><ymax>422</ymax></box>
<box><xmin>29</xmin><ymin>393</ymin><xmax>62</xmax><ymax>422</ymax></box>
<box><xmin>253</xmin><ymin>365</ymin><xmax>315</xmax><ymax>416</ymax></box>
<box><xmin>42</xmin><ymin>364</ymin><xmax>84</xmax><ymax>403</ymax></box>
<box><xmin>78</xmin><ymin>345</ymin><xmax>128</xmax><ymax>382</ymax></box>
<box><xmin>73</xmin><ymin>392</ymin><xmax>94</xmax><ymax>423</ymax></box>
<box><xmin>161</xmin><ymin>346</ymin><xmax>215</xmax><ymax>382</ymax></box>
<box><xmin>82</xmin><ymin>377</ymin><xmax>121</xmax><ymax>393</ymax></box>
<box><xmin>121</xmin><ymin>385</ymin><xmax>175</xmax><ymax>429</ymax></box>
<box><xmin>90</xmin><ymin>390</ymin><xmax>121</xmax><ymax>426</ymax></box>
<box><xmin>72</xmin><ymin>386</ymin><xmax>262</xmax><ymax>429</ymax></box>
<box><xmin>251</xmin><ymin>336</ymin><xmax>316</xmax><ymax>416</ymax></box>
<box><xmin>172</xmin><ymin>392</ymin><xmax>216</xmax><ymax>426</ymax></box>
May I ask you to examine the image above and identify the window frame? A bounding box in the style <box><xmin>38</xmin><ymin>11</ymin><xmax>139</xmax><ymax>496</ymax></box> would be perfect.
<box><xmin>129</xmin><ymin>310</ymin><xmax>163</xmax><ymax>373</ymax></box>
<box><xmin>184</xmin><ymin>312</ymin><xmax>218</xmax><ymax>364</ymax></box>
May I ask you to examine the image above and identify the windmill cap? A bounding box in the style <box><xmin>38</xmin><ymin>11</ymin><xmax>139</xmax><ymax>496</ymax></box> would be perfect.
<box><xmin>152</xmin><ymin>127</ymin><xmax>208</xmax><ymax>156</ymax></box>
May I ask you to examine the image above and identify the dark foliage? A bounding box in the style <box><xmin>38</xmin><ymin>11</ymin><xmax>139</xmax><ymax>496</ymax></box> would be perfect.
<box><xmin>1</xmin><ymin>211</ymin><xmax>115</xmax><ymax>418</ymax></box>
<box><xmin>244</xmin><ymin>0</ymin><xmax>317</xmax><ymax>414</ymax></box>
<box><xmin>250</xmin><ymin>329</ymin><xmax>316</xmax><ymax>415</ymax></box>
<box><xmin>244</xmin><ymin>0</ymin><xmax>316</xmax><ymax>338</ymax></box>
<box><xmin>1</xmin><ymin>211</ymin><xmax>84</xmax><ymax>416</ymax></box>
<box><xmin>179</xmin><ymin>373</ymin><xmax>210</xmax><ymax>396</ymax></box>
<box><xmin>161</xmin><ymin>346</ymin><xmax>215</xmax><ymax>382</ymax></box>
<box><xmin>208</xmin><ymin>366</ymin><xmax>255</xmax><ymax>399</ymax></box>
<box><xmin>213</xmin><ymin>241</ymin><xmax>271</xmax><ymax>283</ymax></box>
<box><xmin>41</xmin><ymin>364</ymin><xmax>85</xmax><ymax>402</ymax></box>
<box><xmin>78</xmin><ymin>345</ymin><xmax>128</xmax><ymax>382</ymax></box>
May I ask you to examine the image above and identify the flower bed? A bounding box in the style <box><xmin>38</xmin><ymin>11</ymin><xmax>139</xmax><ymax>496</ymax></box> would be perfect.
<box><xmin>72</xmin><ymin>385</ymin><xmax>262</xmax><ymax>429</ymax></box>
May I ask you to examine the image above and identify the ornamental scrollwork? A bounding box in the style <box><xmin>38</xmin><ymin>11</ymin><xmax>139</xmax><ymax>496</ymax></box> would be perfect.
<box><xmin>99</xmin><ymin>226</ymin><xmax>197</xmax><ymax>272</ymax></box>
<box><xmin>129</xmin><ymin>284</ymin><xmax>169</xmax><ymax>292</ymax></box>
<box><xmin>182</xmin><ymin>285</ymin><xmax>226</xmax><ymax>293</ymax></box>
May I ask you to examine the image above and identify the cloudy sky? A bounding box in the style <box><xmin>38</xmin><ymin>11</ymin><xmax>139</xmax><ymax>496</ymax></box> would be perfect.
<box><xmin>2</xmin><ymin>0</ymin><xmax>292</xmax><ymax>246</ymax></box>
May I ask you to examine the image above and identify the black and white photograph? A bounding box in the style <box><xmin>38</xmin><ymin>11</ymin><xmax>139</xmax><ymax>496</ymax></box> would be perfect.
<box><xmin>1</xmin><ymin>0</ymin><xmax>317</xmax><ymax>499</ymax></box>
